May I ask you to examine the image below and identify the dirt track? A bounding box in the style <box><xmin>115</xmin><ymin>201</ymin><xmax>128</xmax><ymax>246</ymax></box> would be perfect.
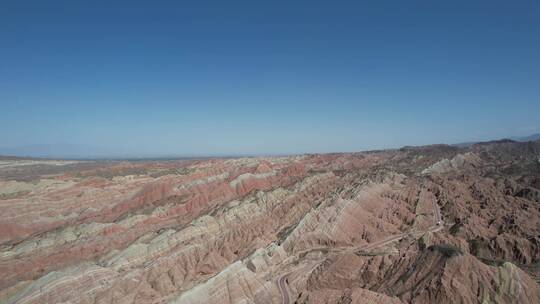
<box><xmin>276</xmin><ymin>196</ymin><xmax>444</xmax><ymax>304</ymax></box>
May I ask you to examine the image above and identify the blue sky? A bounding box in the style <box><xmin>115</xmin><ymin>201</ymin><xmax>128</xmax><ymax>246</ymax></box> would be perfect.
<box><xmin>1</xmin><ymin>1</ymin><xmax>539</xmax><ymax>157</ymax></box>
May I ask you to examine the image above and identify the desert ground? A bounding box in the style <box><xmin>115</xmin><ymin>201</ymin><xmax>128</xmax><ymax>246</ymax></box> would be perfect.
<box><xmin>1</xmin><ymin>140</ymin><xmax>539</xmax><ymax>303</ymax></box>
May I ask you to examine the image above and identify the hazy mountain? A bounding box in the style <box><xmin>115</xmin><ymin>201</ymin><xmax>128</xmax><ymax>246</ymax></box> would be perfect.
<box><xmin>512</xmin><ymin>133</ymin><xmax>540</xmax><ymax>142</ymax></box>
<box><xmin>452</xmin><ymin>133</ymin><xmax>540</xmax><ymax>147</ymax></box>
<box><xmin>2</xmin><ymin>134</ymin><xmax>539</xmax><ymax>159</ymax></box>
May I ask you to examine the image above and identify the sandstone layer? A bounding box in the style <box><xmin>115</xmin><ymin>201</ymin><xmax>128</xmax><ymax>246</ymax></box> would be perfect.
<box><xmin>1</xmin><ymin>140</ymin><xmax>539</xmax><ymax>304</ymax></box>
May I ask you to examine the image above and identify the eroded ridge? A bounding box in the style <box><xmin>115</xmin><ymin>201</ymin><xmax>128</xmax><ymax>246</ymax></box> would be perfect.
<box><xmin>1</xmin><ymin>140</ymin><xmax>540</xmax><ymax>304</ymax></box>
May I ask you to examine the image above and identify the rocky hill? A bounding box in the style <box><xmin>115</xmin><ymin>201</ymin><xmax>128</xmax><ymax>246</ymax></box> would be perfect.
<box><xmin>1</xmin><ymin>140</ymin><xmax>539</xmax><ymax>304</ymax></box>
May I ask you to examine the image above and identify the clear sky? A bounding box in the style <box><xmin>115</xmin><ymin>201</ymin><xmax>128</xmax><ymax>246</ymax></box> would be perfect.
<box><xmin>1</xmin><ymin>1</ymin><xmax>539</xmax><ymax>157</ymax></box>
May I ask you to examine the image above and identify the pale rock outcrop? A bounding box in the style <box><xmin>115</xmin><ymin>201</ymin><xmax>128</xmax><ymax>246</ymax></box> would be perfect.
<box><xmin>421</xmin><ymin>152</ymin><xmax>481</xmax><ymax>174</ymax></box>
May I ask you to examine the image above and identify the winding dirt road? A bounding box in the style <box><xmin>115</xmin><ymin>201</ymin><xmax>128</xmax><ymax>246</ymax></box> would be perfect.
<box><xmin>276</xmin><ymin>195</ymin><xmax>444</xmax><ymax>304</ymax></box>
<box><xmin>276</xmin><ymin>275</ymin><xmax>290</xmax><ymax>304</ymax></box>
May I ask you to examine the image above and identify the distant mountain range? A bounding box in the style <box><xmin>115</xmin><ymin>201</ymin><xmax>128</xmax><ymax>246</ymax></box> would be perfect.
<box><xmin>512</xmin><ymin>133</ymin><xmax>540</xmax><ymax>142</ymax></box>
<box><xmin>1</xmin><ymin>133</ymin><xmax>539</xmax><ymax>159</ymax></box>
<box><xmin>452</xmin><ymin>133</ymin><xmax>540</xmax><ymax>148</ymax></box>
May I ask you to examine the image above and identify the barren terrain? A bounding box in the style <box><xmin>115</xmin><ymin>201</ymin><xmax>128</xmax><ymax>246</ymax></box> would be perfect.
<box><xmin>1</xmin><ymin>140</ymin><xmax>539</xmax><ymax>304</ymax></box>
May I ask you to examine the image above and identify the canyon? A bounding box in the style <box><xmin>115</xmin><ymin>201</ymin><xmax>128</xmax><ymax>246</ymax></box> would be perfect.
<box><xmin>1</xmin><ymin>140</ymin><xmax>539</xmax><ymax>303</ymax></box>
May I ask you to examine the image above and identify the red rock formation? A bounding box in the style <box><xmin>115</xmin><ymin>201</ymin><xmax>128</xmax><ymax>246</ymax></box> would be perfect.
<box><xmin>1</xmin><ymin>141</ymin><xmax>539</xmax><ymax>303</ymax></box>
